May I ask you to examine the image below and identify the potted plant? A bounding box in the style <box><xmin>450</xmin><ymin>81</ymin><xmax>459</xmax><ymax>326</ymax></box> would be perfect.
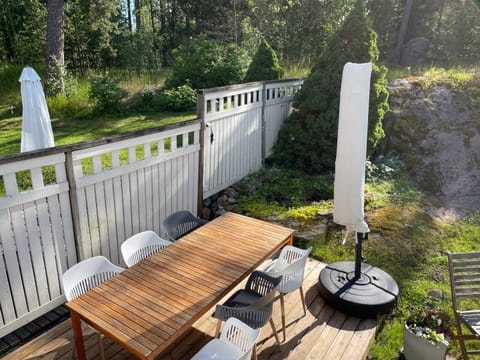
<box><xmin>403</xmin><ymin>302</ymin><xmax>454</xmax><ymax>360</ymax></box>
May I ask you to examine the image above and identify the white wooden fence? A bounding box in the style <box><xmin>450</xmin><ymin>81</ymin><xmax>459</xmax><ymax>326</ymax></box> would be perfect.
<box><xmin>0</xmin><ymin>78</ymin><xmax>302</xmax><ymax>338</ymax></box>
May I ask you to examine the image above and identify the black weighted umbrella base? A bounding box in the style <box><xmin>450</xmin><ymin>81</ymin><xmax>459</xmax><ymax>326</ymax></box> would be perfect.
<box><xmin>318</xmin><ymin>260</ymin><xmax>399</xmax><ymax>318</ymax></box>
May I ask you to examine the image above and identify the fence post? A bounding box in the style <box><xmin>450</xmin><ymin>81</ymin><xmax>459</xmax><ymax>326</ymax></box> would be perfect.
<box><xmin>261</xmin><ymin>81</ymin><xmax>267</xmax><ymax>166</ymax></box>
<box><xmin>196</xmin><ymin>90</ymin><xmax>206</xmax><ymax>217</ymax></box>
<box><xmin>64</xmin><ymin>150</ymin><xmax>81</xmax><ymax>262</ymax></box>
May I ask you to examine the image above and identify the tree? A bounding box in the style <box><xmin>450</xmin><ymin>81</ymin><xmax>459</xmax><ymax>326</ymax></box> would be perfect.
<box><xmin>46</xmin><ymin>0</ymin><xmax>65</xmax><ymax>95</ymax></box>
<box><xmin>271</xmin><ymin>0</ymin><xmax>389</xmax><ymax>175</ymax></box>
<box><xmin>244</xmin><ymin>38</ymin><xmax>283</xmax><ymax>82</ymax></box>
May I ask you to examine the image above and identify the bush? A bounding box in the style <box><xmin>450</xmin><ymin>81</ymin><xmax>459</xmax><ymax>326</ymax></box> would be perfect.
<box><xmin>165</xmin><ymin>37</ymin><xmax>250</xmax><ymax>90</ymax></box>
<box><xmin>271</xmin><ymin>0</ymin><xmax>389</xmax><ymax>174</ymax></box>
<box><xmin>159</xmin><ymin>84</ymin><xmax>197</xmax><ymax>112</ymax></box>
<box><xmin>244</xmin><ymin>39</ymin><xmax>283</xmax><ymax>82</ymax></box>
<box><xmin>89</xmin><ymin>74</ymin><xmax>128</xmax><ymax>113</ymax></box>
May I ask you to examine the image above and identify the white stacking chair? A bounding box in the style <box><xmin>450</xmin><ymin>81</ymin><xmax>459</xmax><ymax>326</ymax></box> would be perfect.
<box><xmin>266</xmin><ymin>245</ymin><xmax>312</xmax><ymax>341</ymax></box>
<box><xmin>192</xmin><ymin>317</ymin><xmax>261</xmax><ymax>360</ymax></box>
<box><xmin>121</xmin><ymin>230</ymin><xmax>172</xmax><ymax>267</ymax></box>
<box><xmin>62</xmin><ymin>256</ymin><xmax>124</xmax><ymax>360</ymax></box>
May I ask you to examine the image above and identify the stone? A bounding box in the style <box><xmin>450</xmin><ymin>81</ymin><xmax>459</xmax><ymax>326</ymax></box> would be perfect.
<box><xmin>427</xmin><ymin>289</ymin><xmax>443</xmax><ymax>300</ymax></box>
<box><xmin>224</xmin><ymin>187</ymin><xmax>239</xmax><ymax>199</ymax></box>
<box><xmin>201</xmin><ymin>207</ymin><xmax>211</xmax><ymax>220</ymax></box>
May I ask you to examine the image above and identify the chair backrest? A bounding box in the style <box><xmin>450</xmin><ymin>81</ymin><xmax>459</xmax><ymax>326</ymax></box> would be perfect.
<box><xmin>121</xmin><ymin>230</ymin><xmax>172</xmax><ymax>267</ymax></box>
<box><xmin>162</xmin><ymin>210</ymin><xmax>208</xmax><ymax>241</ymax></box>
<box><xmin>246</xmin><ymin>270</ymin><xmax>283</xmax><ymax>297</ymax></box>
<box><xmin>62</xmin><ymin>256</ymin><xmax>124</xmax><ymax>301</ymax></box>
<box><xmin>220</xmin><ymin>317</ymin><xmax>261</xmax><ymax>360</ymax></box>
<box><xmin>448</xmin><ymin>252</ymin><xmax>480</xmax><ymax>312</ymax></box>
<box><xmin>274</xmin><ymin>246</ymin><xmax>313</xmax><ymax>293</ymax></box>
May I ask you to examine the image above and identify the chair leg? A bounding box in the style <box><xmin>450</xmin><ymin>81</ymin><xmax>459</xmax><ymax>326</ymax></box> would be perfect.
<box><xmin>280</xmin><ymin>293</ymin><xmax>286</xmax><ymax>342</ymax></box>
<box><xmin>97</xmin><ymin>332</ymin><xmax>105</xmax><ymax>360</ymax></box>
<box><xmin>252</xmin><ymin>343</ymin><xmax>258</xmax><ymax>360</ymax></box>
<box><xmin>455</xmin><ymin>318</ymin><xmax>469</xmax><ymax>360</ymax></box>
<box><xmin>299</xmin><ymin>286</ymin><xmax>307</xmax><ymax>316</ymax></box>
<box><xmin>215</xmin><ymin>320</ymin><xmax>222</xmax><ymax>338</ymax></box>
<box><xmin>269</xmin><ymin>318</ymin><xmax>281</xmax><ymax>348</ymax></box>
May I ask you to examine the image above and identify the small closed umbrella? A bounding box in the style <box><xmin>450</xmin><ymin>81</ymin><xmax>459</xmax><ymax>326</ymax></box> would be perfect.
<box><xmin>318</xmin><ymin>62</ymin><xmax>398</xmax><ymax>318</ymax></box>
<box><xmin>20</xmin><ymin>67</ymin><xmax>55</xmax><ymax>152</ymax></box>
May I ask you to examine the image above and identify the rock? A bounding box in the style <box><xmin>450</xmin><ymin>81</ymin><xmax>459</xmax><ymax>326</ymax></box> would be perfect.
<box><xmin>382</xmin><ymin>79</ymin><xmax>480</xmax><ymax>212</ymax></box>
<box><xmin>224</xmin><ymin>187</ymin><xmax>239</xmax><ymax>199</ymax></box>
<box><xmin>427</xmin><ymin>289</ymin><xmax>443</xmax><ymax>300</ymax></box>
<box><xmin>202</xmin><ymin>197</ymin><xmax>212</xmax><ymax>207</ymax></box>
<box><xmin>201</xmin><ymin>207</ymin><xmax>211</xmax><ymax>220</ymax></box>
<box><xmin>400</xmin><ymin>37</ymin><xmax>430</xmax><ymax>66</ymax></box>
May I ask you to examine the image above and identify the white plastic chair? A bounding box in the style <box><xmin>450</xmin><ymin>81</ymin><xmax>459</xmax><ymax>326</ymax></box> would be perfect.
<box><xmin>121</xmin><ymin>230</ymin><xmax>172</xmax><ymax>267</ymax></box>
<box><xmin>266</xmin><ymin>245</ymin><xmax>312</xmax><ymax>341</ymax></box>
<box><xmin>62</xmin><ymin>256</ymin><xmax>124</xmax><ymax>360</ymax></box>
<box><xmin>191</xmin><ymin>317</ymin><xmax>261</xmax><ymax>360</ymax></box>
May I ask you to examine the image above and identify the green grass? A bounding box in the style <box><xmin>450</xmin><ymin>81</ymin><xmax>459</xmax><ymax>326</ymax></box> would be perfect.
<box><xmin>0</xmin><ymin>66</ymin><xmax>193</xmax><ymax>157</ymax></box>
<box><xmin>232</xmin><ymin>165</ymin><xmax>480</xmax><ymax>359</ymax></box>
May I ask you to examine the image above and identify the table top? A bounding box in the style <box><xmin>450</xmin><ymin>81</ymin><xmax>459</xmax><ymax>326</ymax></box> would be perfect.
<box><xmin>66</xmin><ymin>212</ymin><xmax>294</xmax><ymax>359</ymax></box>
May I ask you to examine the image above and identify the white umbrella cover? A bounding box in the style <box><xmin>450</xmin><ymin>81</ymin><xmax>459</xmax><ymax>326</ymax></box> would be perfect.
<box><xmin>20</xmin><ymin>67</ymin><xmax>55</xmax><ymax>152</ymax></box>
<box><xmin>318</xmin><ymin>62</ymin><xmax>398</xmax><ymax>319</ymax></box>
<box><xmin>333</xmin><ymin>62</ymin><xmax>372</xmax><ymax>242</ymax></box>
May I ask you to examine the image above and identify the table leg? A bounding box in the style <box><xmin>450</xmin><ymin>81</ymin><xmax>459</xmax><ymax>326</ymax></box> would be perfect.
<box><xmin>287</xmin><ymin>235</ymin><xmax>293</xmax><ymax>246</ymax></box>
<box><xmin>70</xmin><ymin>310</ymin><xmax>86</xmax><ymax>360</ymax></box>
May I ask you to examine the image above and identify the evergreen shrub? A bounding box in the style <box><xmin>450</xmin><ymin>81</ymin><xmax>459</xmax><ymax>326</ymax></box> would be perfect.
<box><xmin>244</xmin><ymin>39</ymin><xmax>283</xmax><ymax>82</ymax></box>
<box><xmin>271</xmin><ymin>0</ymin><xmax>389</xmax><ymax>174</ymax></box>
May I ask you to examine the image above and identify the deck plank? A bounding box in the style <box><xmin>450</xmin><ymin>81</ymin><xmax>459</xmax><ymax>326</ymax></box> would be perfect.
<box><xmin>0</xmin><ymin>258</ymin><xmax>377</xmax><ymax>360</ymax></box>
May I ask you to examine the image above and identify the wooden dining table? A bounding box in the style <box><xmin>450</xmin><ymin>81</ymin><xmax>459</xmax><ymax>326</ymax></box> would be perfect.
<box><xmin>66</xmin><ymin>211</ymin><xmax>294</xmax><ymax>359</ymax></box>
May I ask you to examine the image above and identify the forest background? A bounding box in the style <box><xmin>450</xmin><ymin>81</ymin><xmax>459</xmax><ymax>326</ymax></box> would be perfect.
<box><xmin>2</xmin><ymin>0</ymin><xmax>480</xmax><ymax>89</ymax></box>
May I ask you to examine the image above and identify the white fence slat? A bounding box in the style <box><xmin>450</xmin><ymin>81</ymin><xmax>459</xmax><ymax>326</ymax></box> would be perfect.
<box><xmin>93</xmin><ymin>156</ymin><xmax>110</xmax><ymax>259</ymax></box>
<box><xmin>0</xmin><ymin>208</ymin><xmax>25</xmax><ymax>322</ymax></box>
<box><xmin>0</xmin><ymin>153</ymin><xmax>66</xmax><ymax>176</ymax></box>
<box><xmin>111</xmin><ymin>151</ymin><xmax>125</xmax><ymax>260</ymax></box>
<box><xmin>128</xmin><ymin>147</ymin><xmax>140</xmax><ymax>235</ymax></box>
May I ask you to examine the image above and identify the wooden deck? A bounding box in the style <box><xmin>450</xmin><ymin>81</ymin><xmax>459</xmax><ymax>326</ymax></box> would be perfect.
<box><xmin>1</xmin><ymin>258</ymin><xmax>377</xmax><ymax>360</ymax></box>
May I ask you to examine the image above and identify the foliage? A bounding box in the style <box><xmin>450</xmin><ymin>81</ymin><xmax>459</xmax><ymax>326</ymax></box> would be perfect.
<box><xmin>404</xmin><ymin>300</ymin><xmax>454</xmax><ymax>346</ymax></box>
<box><xmin>88</xmin><ymin>74</ymin><xmax>127</xmax><ymax>113</ymax></box>
<box><xmin>244</xmin><ymin>39</ymin><xmax>283</xmax><ymax>82</ymax></box>
<box><xmin>159</xmin><ymin>85</ymin><xmax>197</xmax><ymax>112</ymax></box>
<box><xmin>271</xmin><ymin>0</ymin><xmax>389</xmax><ymax>174</ymax></box>
<box><xmin>236</xmin><ymin>167</ymin><xmax>333</xmax><ymax>209</ymax></box>
<box><xmin>165</xmin><ymin>37</ymin><xmax>251</xmax><ymax>90</ymax></box>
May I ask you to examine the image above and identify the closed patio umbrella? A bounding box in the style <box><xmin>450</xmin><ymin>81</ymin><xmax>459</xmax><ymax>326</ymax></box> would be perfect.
<box><xmin>20</xmin><ymin>67</ymin><xmax>55</xmax><ymax>152</ymax></box>
<box><xmin>318</xmin><ymin>62</ymin><xmax>398</xmax><ymax>318</ymax></box>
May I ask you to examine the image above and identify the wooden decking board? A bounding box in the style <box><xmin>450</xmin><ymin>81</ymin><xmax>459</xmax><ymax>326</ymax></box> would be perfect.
<box><xmin>1</xmin><ymin>258</ymin><xmax>377</xmax><ymax>360</ymax></box>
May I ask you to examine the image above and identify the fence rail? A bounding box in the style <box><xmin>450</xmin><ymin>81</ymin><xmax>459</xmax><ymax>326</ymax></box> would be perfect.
<box><xmin>0</xmin><ymin>78</ymin><xmax>303</xmax><ymax>338</ymax></box>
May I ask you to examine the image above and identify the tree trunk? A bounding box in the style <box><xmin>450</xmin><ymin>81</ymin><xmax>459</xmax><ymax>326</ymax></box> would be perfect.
<box><xmin>394</xmin><ymin>0</ymin><xmax>414</xmax><ymax>65</ymax></box>
<box><xmin>127</xmin><ymin>0</ymin><xmax>133</xmax><ymax>32</ymax></box>
<box><xmin>135</xmin><ymin>0</ymin><xmax>141</xmax><ymax>31</ymax></box>
<box><xmin>46</xmin><ymin>0</ymin><xmax>65</xmax><ymax>95</ymax></box>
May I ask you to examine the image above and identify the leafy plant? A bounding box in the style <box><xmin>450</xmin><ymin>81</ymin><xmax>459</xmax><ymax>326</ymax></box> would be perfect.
<box><xmin>404</xmin><ymin>300</ymin><xmax>454</xmax><ymax>346</ymax></box>
<box><xmin>159</xmin><ymin>84</ymin><xmax>197</xmax><ymax>112</ymax></box>
<box><xmin>88</xmin><ymin>74</ymin><xmax>128</xmax><ymax>113</ymax></box>
<box><xmin>165</xmin><ymin>37</ymin><xmax>250</xmax><ymax>90</ymax></box>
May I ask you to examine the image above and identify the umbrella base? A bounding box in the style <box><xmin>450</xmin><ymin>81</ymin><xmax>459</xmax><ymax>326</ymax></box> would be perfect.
<box><xmin>318</xmin><ymin>261</ymin><xmax>399</xmax><ymax>318</ymax></box>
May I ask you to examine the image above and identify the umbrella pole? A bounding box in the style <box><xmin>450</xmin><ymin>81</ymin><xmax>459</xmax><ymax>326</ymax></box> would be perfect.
<box><xmin>354</xmin><ymin>232</ymin><xmax>367</xmax><ymax>279</ymax></box>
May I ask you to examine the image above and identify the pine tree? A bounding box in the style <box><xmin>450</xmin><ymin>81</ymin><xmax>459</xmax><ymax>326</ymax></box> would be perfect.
<box><xmin>271</xmin><ymin>0</ymin><xmax>389</xmax><ymax>174</ymax></box>
<box><xmin>244</xmin><ymin>39</ymin><xmax>283</xmax><ymax>82</ymax></box>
